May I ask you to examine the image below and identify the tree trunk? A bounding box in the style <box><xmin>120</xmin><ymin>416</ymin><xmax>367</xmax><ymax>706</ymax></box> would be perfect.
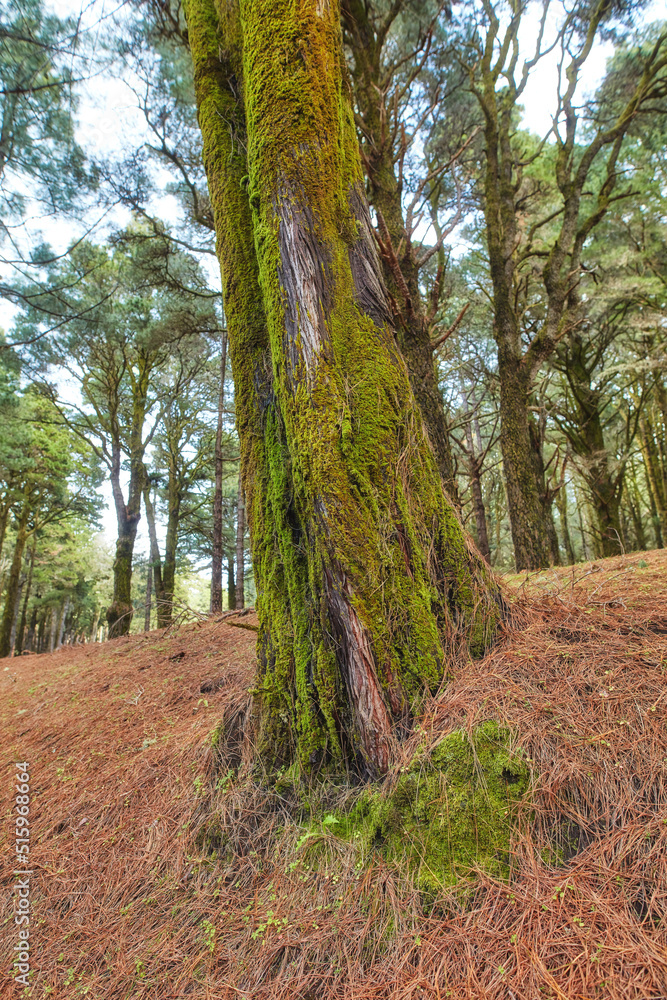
<box><xmin>142</xmin><ymin>478</ymin><xmax>169</xmax><ymax>627</ymax></box>
<box><xmin>644</xmin><ymin>464</ymin><xmax>663</xmax><ymax>548</ymax></box>
<box><xmin>0</xmin><ymin>497</ymin><xmax>29</xmax><ymax>658</ymax></box>
<box><xmin>15</xmin><ymin>537</ymin><xmax>36</xmax><ymax>654</ymax></box>
<box><xmin>227</xmin><ymin>552</ymin><xmax>236</xmax><ymax>611</ymax></box>
<box><xmin>161</xmin><ymin>462</ymin><xmax>181</xmax><ymax>626</ymax></box>
<box><xmin>211</xmin><ymin>330</ymin><xmax>228</xmax><ymax>613</ymax></box>
<box><xmin>640</xmin><ymin>419</ymin><xmax>667</xmax><ymax>540</ymax></box>
<box><xmin>235</xmin><ymin>481</ymin><xmax>245</xmax><ymax>611</ymax></box>
<box><xmin>144</xmin><ymin>564</ymin><xmax>152</xmax><ymax>631</ymax></box>
<box><xmin>107</xmin><ymin>443</ymin><xmax>142</xmax><ymax>637</ymax></box>
<box><xmin>0</xmin><ymin>498</ymin><xmax>10</xmax><ymax>564</ymax></box>
<box><xmin>588</xmin><ymin>461</ymin><xmax>624</xmax><ymax>559</ymax></box>
<box><xmin>106</xmin><ymin>354</ymin><xmax>151</xmax><ymax>637</ymax></box>
<box><xmin>57</xmin><ymin>598</ymin><xmax>70</xmax><ymax>650</ymax></box>
<box><xmin>497</xmin><ymin>352</ymin><xmax>555</xmax><ymax>569</ymax></box>
<box><xmin>628</xmin><ymin>493</ymin><xmax>647</xmax><ymax>551</ymax></box>
<box><xmin>556</xmin><ymin>482</ymin><xmax>576</xmax><ymax>566</ymax></box>
<box><xmin>90</xmin><ymin>605</ymin><xmax>101</xmax><ymax>643</ymax></box>
<box><xmin>25</xmin><ymin>605</ymin><xmax>38</xmax><ymax>653</ymax></box>
<box><xmin>49</xmin><ymin>606</ymin><xmax>58</xmax><ymax>653</ymax></box>
<box><xmin>185</xmin><ymin>0</ymin><xmax>503</xmax><ymax>776</ymax></box>
<box><xmin>460</xmin><ymin>384</ymin><xmax>491</xmax><ymax>561</ymax></box>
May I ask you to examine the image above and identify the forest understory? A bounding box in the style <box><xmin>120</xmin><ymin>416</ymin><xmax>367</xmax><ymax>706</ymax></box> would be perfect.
<box><xmin>1</xmin><ymin>549</ymin><xmax>666</xmax><ymax>999</ymax></box>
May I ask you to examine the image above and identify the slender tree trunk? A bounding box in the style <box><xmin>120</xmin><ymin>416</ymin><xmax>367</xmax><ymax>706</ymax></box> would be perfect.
<box><xmin>640</xmin><ymin>419</ymin><xmax>667</xmax><ymax>540</ymax></box>
<box><xmin>227</xmin><ymin>553</ymin><xmax>236</xmax><ymax>610</ymax></box>
<box><xmin>588</xmin><ymin>467</ymin><xmax>624</xmax><ymax>558</ymax></box>
<box><xmin>211</xmin><ymin>331</ymin><xmax>229</xmax><ymax>613</ymax></box>
<box><xmin>26</xmin><ymin>605</ymin><xmax>37</xmax><ymax>653</ymax></box>
<box><xmin>15</xmin><ymin>537</ymin><xmax>36</xmax><ymax>654</ymax></box>
<box><xmin>644</xmin><ymin>465</ymin><xmax>663</xmax><ymax>548</ymax></box>
<box><xmin>161</xmin><ymin>465</ymin><xmax>181</xmax><ymax>626</ymax></box>
<box><xmin>107</xmin><ymin>359</ymin><xmax>150</xmax><ymax>637</ymax></box>
<box><xmin>460</xmin><ymin>385</ymin><xmax>491</xmax><ymax>561</ymax></box>
<box><xmin>107</xmin><ymin>444</ymin><xmax>142</xmax><ymax>637</ymax></box>
<box><xmin>628</xmin><ymin>494</ymin><xmax>647</xmax><ymax>551</ymax></box>
<box><xmin>36</xmin><ymin>611</ymin><xmax>45</xmax><ymax>653</ymax></box>
<box><xmin>49</xmin><ymin>607</ymin><xmax>58</xmax><ymax>653</ymax></box>
<box><xmin>144</xmin><ymin>565</ymin><xmax>153</xmax><ymax>631</ymax></box>
<box><xmin>0</xmin><ymin>498</ymin><xmax>10</xmax><ymax>564</ymax></box>
<box><xmin>235</xmin><ymin>481</ymin><xmax>245</xmax><ymax>611</ymax></box>
<box><xmin>185</xmin><ymin>0</ymin><xmax>502</xmax><ymax>776</ymax></box>
<box><xmin>57</xmin><ymin>598</ymin><xmax>70</xmax><ymax>650</ymax></box>
<box><xmin>0</xmin><ymin>496</ymin><xmax>29</xmax><ymax>658</ymax></box>
<box><xmin>497</xmin><ymin>353</ymin><xmax>554</xmax><ymax>569</ymax></box>
<box><xmin>142</xmin><ymin>479</ymin><xmax>169</xmax><ymax>627</ymax></box>
<box><xmin>90</xmin><ymin>605</ymin><xmax>101</xmax><ymax>643</ymax></box>
<box><xmin>556</xmin><ymin>482</ymin><xmax>576</xmax><ymax>566</ymax></box>
<box><xmin>9</xmin><ymin>576</ymin><xmax>24</xmax><ymax>657</ymax></box>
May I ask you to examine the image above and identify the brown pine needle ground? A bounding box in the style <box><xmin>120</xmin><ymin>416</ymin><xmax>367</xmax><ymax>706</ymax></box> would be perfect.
<box><xmin>1</xmin><ymin>550</ymin><xmax>666</xmax><ymax>999</ymax></box>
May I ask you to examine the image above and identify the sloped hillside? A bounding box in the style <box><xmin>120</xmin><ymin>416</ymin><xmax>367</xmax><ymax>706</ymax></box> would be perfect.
<box><xmin>1</xmin><ymin>552</ymin><xmax>666</xmax><ymax>999</ymax></box>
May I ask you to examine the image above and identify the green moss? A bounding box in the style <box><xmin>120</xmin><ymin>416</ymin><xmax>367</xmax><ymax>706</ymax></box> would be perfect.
<box><xmin>318</xmin><ymin>722</ymin><xmax>529</xmax><ymax>900</ymax></box>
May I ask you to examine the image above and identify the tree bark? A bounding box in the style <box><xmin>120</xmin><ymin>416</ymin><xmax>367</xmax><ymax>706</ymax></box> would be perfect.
<box><xmin>144</xmin><ymin>564</ymin><xmax>153</xmax><ymax>631</ymax></box>
<box><xmin>460</xmin><ymin>385</ymin><xmax>491</xmax><ymax>561</ymax></box>
<box><xmin>49</xmin><ymin>606</ymin><xmax>58</xmax><ymax>653</ymax></box>
<box><xmin>107</xmin><ymin>440</ymin><xmax>142</xmax><ymax>637</ymax></box>
<box><xmin>640</xmin><ymin>417</ymin><xmax>667</xmax><ymax>541</ymax></box>
<box><xmin>556</xmin><ymin>482</ymin><xmax>576</xmax><ymax>566</ymax></box>
<box><xmin>90</xmin><ymin>605</ymin><xmax>101</xmax><ymax>643</ymax></box>
<box><xmin>106</xmin><ymin>354</ymin><xmax>152</xmax><ymax>637</ymax></box>
<box><xmin>497</xmin><ymin>351</ymin><xmax>555</xmax><ymax>569</ymax></box>
<box><xmin>211</xmin><ymin>330</ymin><xmax>228</xmax><ymax>613</ymax></box>
<box><xmin>184</xmin><ymin>0</ymin><xmax>502</xmax><ymax>776</ymax></box>
<box><xmin>15</xmin><ymin>537</ymin><xmax>36</xmax><ymax>654</ymax></box>
<box><xmin>57</xmin><ymin>597</ymin><xmax>70</xmax><ymax>650</ymax></box>
<box><xmin>235</xmin><ymin>481</ymin><xmax>245</xmax><ymax>611</ymax></box>
<box><xmin>161</xmin><ymin>460</ymin><xmax>181</xmax><ymax>625</ymax></box>
<box><xmin>142</xmin><ymin>478</ymin><xmax>169</xmax><ymax>627</ymax></box>
<box><xmin>227</xmin><ymin>552</ymin><xmax>236</xmax><ymax>610</ymax></box>
<box><xmin>0</xmin><ymin>495</ymin><xmax>29</xmax><ymax>658</ymax></box>
<box><xmin>341</xmin><ymin>3</ymin><xmax>460</xmax><ymax>503</ymax></box>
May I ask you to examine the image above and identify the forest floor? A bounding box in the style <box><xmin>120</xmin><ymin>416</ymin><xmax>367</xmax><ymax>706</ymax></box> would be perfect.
<box><xmin>1</xmin><ymin>550</ymin><xmax>666</xmax><ymax>999</ymax></box>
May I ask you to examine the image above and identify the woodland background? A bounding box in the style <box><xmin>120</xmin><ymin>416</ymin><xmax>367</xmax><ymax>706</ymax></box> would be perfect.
<box><xmin>0</xmin><ymin>0</ymin><xmax>665</xmax><ymax>655</ymax></box>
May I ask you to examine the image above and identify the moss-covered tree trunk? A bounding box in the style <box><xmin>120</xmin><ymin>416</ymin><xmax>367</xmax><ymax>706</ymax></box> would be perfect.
<box><xmin>185</xmin><ymin>0</ymin><xmax>502</xmax><ymax>776</ymax></box>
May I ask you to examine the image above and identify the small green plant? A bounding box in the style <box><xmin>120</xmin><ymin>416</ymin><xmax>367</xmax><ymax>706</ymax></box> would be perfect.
<box><xmin>251</xmin><ymin>911</ymin><xmax>288</xmax><ymax>941</ymax></box>
<box><xmin>215</xmin><ymin>769</ymin><xmax>234</xmax><ymax>792</ymax></box>
<box><xmin>134</xmin><ymin>958</ymin><xmax>146</xmax><ymax>979</ymax></box>
<box><xmin>201</xmin><ymin>919</ymin><xmax>216</xmax><ymax>953</ymax></box>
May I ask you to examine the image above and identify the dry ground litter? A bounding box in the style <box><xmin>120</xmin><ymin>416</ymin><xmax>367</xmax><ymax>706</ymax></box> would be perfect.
<box><xmin>1</xmin><ymin>551</ymin><xmax>667</xmax><ymax>998</ymax></box>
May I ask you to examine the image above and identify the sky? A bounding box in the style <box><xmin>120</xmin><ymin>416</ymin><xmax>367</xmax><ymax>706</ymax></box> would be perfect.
<box><xmin>4</xmin><ymin>0</ymin><xmax>665</xmax><ymax>560</ymax></box>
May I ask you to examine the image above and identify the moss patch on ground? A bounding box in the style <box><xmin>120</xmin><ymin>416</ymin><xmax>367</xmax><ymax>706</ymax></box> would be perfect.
<box><xmin>294</xmin><ymin>720</ymin><xmax>529</xmax><ymax>900</ymax></box>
